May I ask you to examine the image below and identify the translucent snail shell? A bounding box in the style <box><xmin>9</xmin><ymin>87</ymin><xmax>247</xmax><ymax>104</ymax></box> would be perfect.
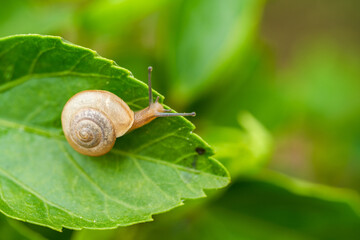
<box><xmin>61</xmin><ymin>90</ymin><xmax>134</xmax><ymax>156</ymax></box>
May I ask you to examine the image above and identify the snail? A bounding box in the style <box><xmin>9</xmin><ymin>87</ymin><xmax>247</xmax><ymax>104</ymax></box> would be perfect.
<box><xmin>61</xmin><ymin>67</ymin><xmax>195</xmax><ymax>157</ymax></box>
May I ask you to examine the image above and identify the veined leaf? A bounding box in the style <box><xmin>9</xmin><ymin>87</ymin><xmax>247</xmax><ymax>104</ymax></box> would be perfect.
<box><xmin>0</xmin><ymin>34</ymin><xmax>229</xmax><ymax>231</ymax></box>
<box><xmin>89</xmin><ymin>172</ymin><xmax>360</xmax><ymax>240</ymax></box>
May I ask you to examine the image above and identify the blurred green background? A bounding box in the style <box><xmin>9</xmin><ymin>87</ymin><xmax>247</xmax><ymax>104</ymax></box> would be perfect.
<box><xmin>1</xmin><ymin>0</ymin><xmax>360</xmax><ymax>239</ymax></box>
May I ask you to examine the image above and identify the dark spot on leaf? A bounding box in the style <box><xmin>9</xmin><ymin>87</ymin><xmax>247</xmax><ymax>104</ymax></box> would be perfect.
<box><xmin>195</xmin><ymin>147</ymin><xmax>205</xmax><ymax>155</ymax></box>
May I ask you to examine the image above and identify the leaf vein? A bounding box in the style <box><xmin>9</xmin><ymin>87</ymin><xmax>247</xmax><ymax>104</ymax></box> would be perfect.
<box><xmin>0</xmin><ymin>167</ymin><xmax>94</xmax><ymax>224</ymax></box>
<box><xmin>174</xmin><ymin>169</ymin><xmax>199</xmax><ymax>195</ymax></box>
<box><xmin>68</xmin><ymin>52</ymin><xmax>93</xmax><ymax>72</ymax></box>
<box><xmin>0</xmin><ymin>117</ymin><xmax>63</xmax><ymax>139</ymax></box>
<box><xmin>0</xmin><ymin>185</ymin><xmax>19</xmax><ymax>215</ymax></box>
<box><xmin>43</xmin><ymin>201</ymin><xmax>55</xmax><ymax>226</ymax></box>
<box><xmin>57</xmin><ymin>141</ymin><xmax>141</xmax><ymax>210</ymax></box>
<box><xmin>132</xmin><ymin>129</ymin><xmax>183</xmax><ymax>153</ymax></box>
<box><xmin>0</xmin><ymin>72</ymin><xmax>125</xmax><ymax>93</ymax></box>
<box><xmin>28</xmin><ymin>46</ymin><xmax>56</xmax><ymax>74</ymax></box>
<box><xmin>0</xmin><ymin>40</ymin><xmax>25</xmax><ymax>58</ymax></box>
<box><xmin>111</xmin><ymin>149</ymin><xmax>227</xmax><ymax>180</ymax></box>
<box><xmin>23</xmin><ymin>102</ymin><xmax>51</xmax><ymax>123</ymax></box>
<box><xmin>173</xmin><ymin>152</ymin><xmax>198</xmax><ymax>164</ymax></box>
<box><xmin>131</xmin><ymin>157</ymin><xmax>178</xmax><ymax>203</ymax></box>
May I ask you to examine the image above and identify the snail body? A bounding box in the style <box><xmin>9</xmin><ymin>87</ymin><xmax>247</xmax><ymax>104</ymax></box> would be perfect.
<box><xmin>61</xmin><ymin>67</ymin><xmax>195</xmax><ymax>157</ymax></box>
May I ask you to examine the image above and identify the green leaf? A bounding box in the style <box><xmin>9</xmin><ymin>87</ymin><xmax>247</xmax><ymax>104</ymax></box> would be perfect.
<box><xmin>79</xmin><ymin>0</ymin><xmax>173</xmax><ymax>34</ymax></box>
<box><xmin>102</xmin><ymin>172</ymin><xmax>360</xmax><ymax>240</ymax></box>
<box><xmin>0</xmin><ymin>0</ymin><xmax>74</xmax><ymax>38</ymax></box>
<box><xmin>254</xmin><ymin>170</ymin><xmax>360</xmax><ymax>214</ymax></box>
<box><xmin>199</xmin><ymin>179</ymin><xmax>360</xmax><ymax>240</ymax></box>
<box><xmin>280</xmin><ymin>41</ymin><xmax>360</xmax><ymax>124</ymax></box>
<box><xmin>166</xmin><ymin>0</ymin><xmax>266</xmax><ymax>101</ymax></box>
<box><xmin>273</xmin><ymin>41</ymin><xmax>360</xmax><ymax>188</ymax></box>
<box><xmin>204</xmin><ymin>112</ymin><xmax>272</xmax><ymax>178</ymax></box>
<box><xmin>0</xmin><ymin>216</ymin><xmax>47</xmax><ymax>240</ymax></box>
<box><xmin>0</xmin><ymin>34</ymin><xmax>229</xmax><ymax>231</ymax></box>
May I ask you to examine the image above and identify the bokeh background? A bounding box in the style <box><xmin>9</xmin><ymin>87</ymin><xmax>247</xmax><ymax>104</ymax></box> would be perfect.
<box><xmin>1</xmin><ymin>0</ymin><xmax>360</xmax><ymax>239</ymax></box>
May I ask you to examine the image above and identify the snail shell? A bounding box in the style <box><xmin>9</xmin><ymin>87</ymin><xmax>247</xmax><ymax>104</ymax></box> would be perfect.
<box><xmin>61</xmin><ymin>67</ymin><xmax>196</xmax><ymax>157</ymax></box>
<box><xmin>61</xmin><ymin>90</ymin><xmax>134</xmax><ymax>156</ymax></box>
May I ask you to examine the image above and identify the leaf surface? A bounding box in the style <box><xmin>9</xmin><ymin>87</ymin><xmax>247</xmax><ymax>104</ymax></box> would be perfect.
<box><xmin>0</xmin><ymin>216</ymin><xmax>46</xmax><ymax>240</ymax></box>
<box><xmin>204</xmin><ymin>112</ymin><xmax>272</xmax><ymax>178</ymax></box>
<box><xmin>79</xmin><ymin>0</ymin><xmax>172</xmax><ymax>34</ymax></box>
<box><xmin>96</xmin><ymin>172</ymin><xmax>360</xmax><ymax>240</ymax></box>
<box><xmin>0</xmin><ymin>0</ymin><xmax>74</xmax><ymax>38</ymax></box>
<box><xmin>166</xmin><ymin>0</ymin><xmax>266</xmax><ymax>100</ymax></box>
<box><xmin>0</xmin><ymin>34</ymin><xmax>229</xmax><ymax>231</ymax></box>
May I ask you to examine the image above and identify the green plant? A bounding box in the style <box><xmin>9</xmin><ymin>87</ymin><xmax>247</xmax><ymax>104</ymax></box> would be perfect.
<box><xmin>0</xmin><ymin>34</ymin><xmax>229</xmax><ymax>231</ymax></box>
<box><xmin>1</xmin><ymin>0</ymin><xmax>360</xmax><ymax>239</ymax></box>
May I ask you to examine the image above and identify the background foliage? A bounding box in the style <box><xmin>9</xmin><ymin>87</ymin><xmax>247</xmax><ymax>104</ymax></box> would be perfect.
<box><xmin>0</xmin><ymin>0</ymin><xmax>359</xmax><ymax>239</ymax></box>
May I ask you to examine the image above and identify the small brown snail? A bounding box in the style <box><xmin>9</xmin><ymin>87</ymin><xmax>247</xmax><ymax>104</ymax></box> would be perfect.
<box><xmin>61</xmin><ymin>67</ymin><xmax>195</xmax><ymax>157</ymax></box>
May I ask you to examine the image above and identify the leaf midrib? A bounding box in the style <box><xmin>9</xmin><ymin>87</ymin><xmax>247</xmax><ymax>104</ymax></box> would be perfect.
<box><xmin>0</xmin><ymin>117</ymin><xmax>227</xmax><ymax>180</ymax></box>
<box><xmin>0</xmin><ymin>117</ymin><xmax>63</xmax><ymax>139</ymax></box>
<box><xmin>0</xmin><ymin>166</ymin><xmax>96</xmax><ymax>225</ymax></box>
<box><xmin>0</xmin><ymin>34</ymin><xmax>229</xmax><ymax>231</ymax></box>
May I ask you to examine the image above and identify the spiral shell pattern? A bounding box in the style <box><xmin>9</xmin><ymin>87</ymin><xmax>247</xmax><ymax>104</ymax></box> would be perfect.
<box><xmin>69</xmin><ymin>108</ymin><xmax>116</xmax><ymax>156</ymax></box>
<box><xmin>61</xmin><ymin>90</ymin><xmax>134</xmax><ymax>156</ymax></box>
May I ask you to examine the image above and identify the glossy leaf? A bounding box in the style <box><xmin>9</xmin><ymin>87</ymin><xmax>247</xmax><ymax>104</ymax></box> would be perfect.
<box><xmin>0</xmin><ymin>34</ymin><xmax>229</xmax><ymax>231</ymax></box>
